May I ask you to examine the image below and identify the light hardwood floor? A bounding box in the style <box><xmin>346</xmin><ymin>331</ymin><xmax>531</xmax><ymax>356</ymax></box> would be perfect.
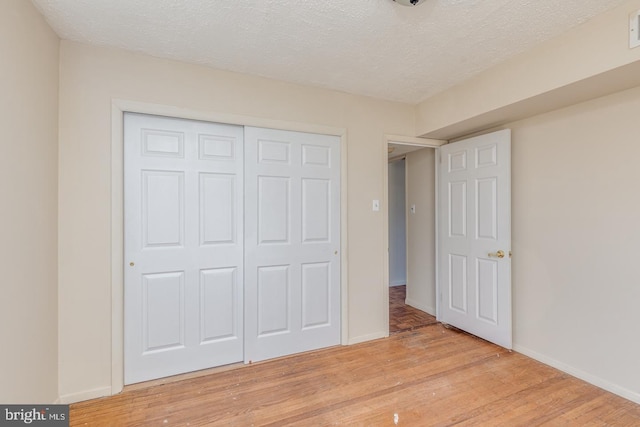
<box><xmin>71</xmin><ymin>324</ymin><xmax>640</xmax><ymax>426</ymax></box>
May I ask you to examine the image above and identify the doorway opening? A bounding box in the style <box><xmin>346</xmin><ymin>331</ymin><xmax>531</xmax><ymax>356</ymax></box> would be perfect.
<box><xmin>384</xmin><ymin>138</ymin><xmax>443</xmax><ymax>334</ymax></box>
<box><xmin>384</xmin><ymin>130</ymin><xmax>513</xmax><ymax>348</ymax></box>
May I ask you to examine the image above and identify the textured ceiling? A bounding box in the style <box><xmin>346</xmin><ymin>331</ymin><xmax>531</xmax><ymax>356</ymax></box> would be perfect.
<box><xmin>32</xmin><ymin>0</ymin><xmax>627</xmax><ymax>104</ymax></box>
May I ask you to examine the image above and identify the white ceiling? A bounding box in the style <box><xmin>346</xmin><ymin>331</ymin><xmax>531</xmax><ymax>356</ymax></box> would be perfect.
<box><xmin>32</xmin><ymin>0</ymin><xmax>627</xmax><ymax>104</ymax></box>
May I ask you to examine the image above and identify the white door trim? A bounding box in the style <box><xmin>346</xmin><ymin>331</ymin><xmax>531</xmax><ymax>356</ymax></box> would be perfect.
<box><xmin>382</xmin><ymin>135</ymin><xmax>445</xmax><ymax>335</ymax></box>
<box><xmin>110</xmin><ymin>99</ymin><xmax>349</xmax><ymax>395</ymax></box>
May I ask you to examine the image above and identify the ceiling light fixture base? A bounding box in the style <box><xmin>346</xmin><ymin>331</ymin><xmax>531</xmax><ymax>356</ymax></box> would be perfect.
<box><xmin>393</xmin><ymin>0</ymin><xmax>427</xmax><ymax>6</ymax></box>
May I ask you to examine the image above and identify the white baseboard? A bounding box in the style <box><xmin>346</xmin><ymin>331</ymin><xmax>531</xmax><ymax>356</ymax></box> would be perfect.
<box><xmin>347</xmin><ymin>331</ymin><xmax>388</xmax><ymax>345</ymax></box>
<box><xmin>58</xmin><ymin>386</ymin><xmax>112</xmax><ymax>404</ymax></box>
<box><xmin>513</xmin><ymin>344</ymin><xmax>640</xmax><ymax>405</ymax></box>
<box><xmin>405</xmin><ymin>298</ymin><xmax>435</xmax><ymax>316</ymax></box>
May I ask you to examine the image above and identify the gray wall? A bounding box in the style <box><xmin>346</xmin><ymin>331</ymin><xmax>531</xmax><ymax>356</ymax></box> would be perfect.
<box><xmin>405</xmin><ymin>149</ymin><xmax>436</xmax><ymax>314</ymax></box>
<box><xmin>388</xmin><ymin>159</ymin><xmax>407</xmax><ymax>286</ymax></box>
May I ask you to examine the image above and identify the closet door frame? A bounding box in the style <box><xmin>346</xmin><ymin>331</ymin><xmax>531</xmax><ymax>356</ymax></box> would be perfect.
<box><xmin>109</xmin><ymin>99</ymin><xmax>349</xmax><ymax>395</ymax></box>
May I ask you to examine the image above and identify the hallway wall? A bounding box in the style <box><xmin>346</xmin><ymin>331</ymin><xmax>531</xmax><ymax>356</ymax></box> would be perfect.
<box><xmin>388</xmin><ymin>159</ymin><xmax>407</xmax><ymax>286</ymax></box>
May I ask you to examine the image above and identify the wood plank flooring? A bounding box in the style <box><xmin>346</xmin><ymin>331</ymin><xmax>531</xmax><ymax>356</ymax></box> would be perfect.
<box><xmin>389</xmin><ymin>285</ymin><xmax>437</xmax><ymax>334</ymax></box>
<box><xmin>70</xmin><ymin>324</ymin><xmax>640</xmax><ymax>426</ymax></box>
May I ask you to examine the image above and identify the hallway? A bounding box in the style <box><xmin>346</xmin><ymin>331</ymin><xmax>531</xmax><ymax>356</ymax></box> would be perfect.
<box><xmin>389</xmin><ymin>285</ymin><xmax>437</xmax><ymax>334</ymax></box>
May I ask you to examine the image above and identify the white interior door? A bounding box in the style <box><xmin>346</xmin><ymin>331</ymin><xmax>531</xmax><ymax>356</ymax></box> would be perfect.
<box><xmin>244</xmin><ymin>127</ymin><xmax>341</xmax><ymax>363</ymax></box>
<box><xmin>124</xmin><ymin>113</ymin><xmax>244</xmax><ymax>384</ymax></box>
<box><xmin>438</xmin><ymin>129</ymin><xmax>512</xmax><ymax>348</ymax></box>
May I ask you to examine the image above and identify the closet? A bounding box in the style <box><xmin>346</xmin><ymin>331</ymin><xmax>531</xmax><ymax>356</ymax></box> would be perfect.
<box><xmin>123</xmin><ymin>113</ymin><xmax>340</xmax><ymax>384</ymax></box>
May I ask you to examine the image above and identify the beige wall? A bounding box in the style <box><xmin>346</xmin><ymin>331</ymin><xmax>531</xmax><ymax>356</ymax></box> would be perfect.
<box><xmin>0</xmin><ymin>0</ymin><xmax>59</xmax><ymax>403</ymax></box>
<box><xmin>57</xmin><ymin>41</ymin><xmax>415</xmax><ymax>401</ymax></box>
<box><xmin>412</xmin><ymin>0</ymin><xmax>640</xmax><ymax>402</ymax></box>
<box><xmin>417</xmin><ymin>0</ymin><xmax>640</xmax><ymax>139</ymax></box>
<box><xmin>10</xmin><ymin>0</ymin><xmax>639</xmax><ymax>405</ymax></box>
<box><xmin>405</xmin><ymin>149</ymin><xmax>436</xmax><ymax>315</ymax></box>
<box><xmin>508</xmin><ymin>85</ymin><xmax>640</xmax><ymax>402</ymax></box>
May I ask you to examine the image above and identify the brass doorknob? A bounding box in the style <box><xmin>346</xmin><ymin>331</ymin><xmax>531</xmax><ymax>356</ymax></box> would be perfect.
<box><xmin>488</xmin><ymin>250</ymin><xmax>505</xmax><ymax>259</ymax></box>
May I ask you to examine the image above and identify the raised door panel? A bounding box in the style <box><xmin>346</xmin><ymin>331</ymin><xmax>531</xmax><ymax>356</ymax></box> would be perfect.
<box><xmin>199</xmin><ymin>173</ymin><xmax>236</xmax><ymax>246</ymax></box>
<box><xmin>257</xmin><ymin>266</ymin><xmax>290</xmax><ymax>336</ymax></box>
<box><xmin>302</xmin><ymin>144</ymin><xmax>331</xmax><ymax>167</ymax></box>
<box><xmin>449</xmin><ymin>255</ymin><xmax>467</xmax><ymax>313</ymax></box>
<box><xmin>476</xmin><ymin>259</ymin><xmax>498</xmax><ymax>325</ymax></box>
<box><xmin>476</xmin><ymin>178</ymin><xmax>497</xmax><ymax>241</ymax></box>
<box><xmin>301</xmin><ymin>262</ymin><xmax>331</xmax><ymax>329</ymax></box>
<box><xmin>449</xmin><ymin>181</ymin><xmax>467</xmax><ymax>238</ymax></box>
<box><xmin>200</xmin><ymin>268</ymin><xmax>238</xmax><ymax>343</ymax></box>
<box><xmin>142</xmin><ymin>129</ymin><xmax>184</xmax><ymax>158</ymax></box>
<box><xmin>258</xmin><ymin>177</ymin><xmax>290</xmax><ymax>245</ymax></box>
<box><xmin>476</xmin><ymin>144</ymin><xmax>497</xmax><ymax>168</ymax></box>
<box><xmin>142</xmin><ymin>171</ymin><xmax>184</xmax><ymax>248</ymax></box>
<box><xmin>302</xmin><ymin>179</ymin><xmax>331</xmax><ymax>243</ymax></box>
<box><xmin>199</xmin><ymin>134</ymin><xmax>236</xmax><ymax>161</ymax></box>
<box><xmin>259</xmin><ymin>140</ymin><xmax>290</xmax><ymax>164</ymax></box>
<box><xmin>142</xmin><ymin>272</ymin><xmax>185</xmax><ymax>352</ymax></box>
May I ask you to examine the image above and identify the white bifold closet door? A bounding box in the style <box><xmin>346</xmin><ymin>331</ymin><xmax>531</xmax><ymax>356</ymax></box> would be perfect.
<box><xmin>124</xmin><ymin>113</ymin><xmax>245</xmax><ymax>384</ymax></box>
<box><xmin>124</xmin><ymin>113</ymin><xmax>341</xmax><ymax>384</ymax></box>
<box><xmin>244</xmin><ymin>127</ymin><xmax>341</xmax><ymax>363</ymax></box>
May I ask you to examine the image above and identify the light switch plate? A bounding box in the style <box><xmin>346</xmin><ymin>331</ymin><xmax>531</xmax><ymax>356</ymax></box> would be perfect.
<box><xmin>410</xmin><ymin>204</ymin><xmax>416</xmax><ymax>214</ymax></box>
<box><xmin>372</xmin><ymin>200</ymin><xmax>380</xmax><ymax>211</ymax></box>
<box><xmin>631</xmin><ymin>9</ymin><xmax>640</xmax><ymax>49</ymax></box>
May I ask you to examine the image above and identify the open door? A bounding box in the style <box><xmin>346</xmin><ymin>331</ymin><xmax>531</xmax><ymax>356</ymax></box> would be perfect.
<box><xmin>437</xmin><ymin>129</ymin><xmax>512</xmax><ymax>349</ymax></box>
